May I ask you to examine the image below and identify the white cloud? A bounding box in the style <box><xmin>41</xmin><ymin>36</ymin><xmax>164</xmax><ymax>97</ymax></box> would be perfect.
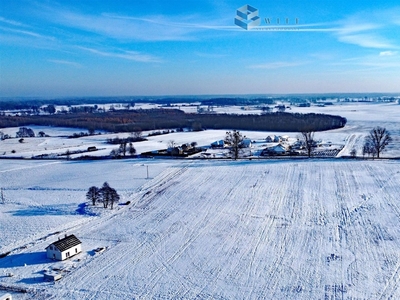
<box><xmin>37</xmin><ymin>5</ymin><xmax>214</xmax><ymax>41</ymax></box>
<box><xmin>337</xmin><ymin>33</ymin><xmax>394</xmax><ymax>49</ymax></box>
<box><xmin>332</xmin><ymin>9</ymin><xmax>400</xmax><ymax>49</ymax></box>
<box><xmin>0</xmin><ymin>17</ymin><xmax>28</xmax><ymax>27</ymax></box>
<box><xmin>194</xmin><ymin>52</ymin><xmax>227</xmax><ymax>58</ymax></box>
<box><xmin>77</xmin><ymin>47</ymin><xmax>162</xmax><ymax>63</ymax></box>
<box><xmin>248</xmin><ymin>61</ymin><xmax>308</xmax><ymax>69</ymax></box>
<box><xmin>48</xmin><ymin>59</ymin><xmax>81</xmax><ymax>68</ymax></box>
<box><xmin>379</xmin><ymin>51</ymin><xmax>398</xmax><ymax>56</ymax></box>
<box><xmin>0</xmin><ymin>25</ymin><xmax>55</xmax><ymax>41</ymax></box>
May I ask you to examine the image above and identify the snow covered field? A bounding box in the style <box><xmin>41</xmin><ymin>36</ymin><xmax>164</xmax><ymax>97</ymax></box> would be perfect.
<box><xmin>1</xmin><ymin>102</ymin><xmax>400</xmax><ymax>159</ymax></box>
<box><xmin>0</xmin><ymin>102</ymin><xmax>400</xmax><ymax>299</ymax></box>
<box><xmin>1</xmin><ymin>159</ymin><xmax>400</xmax><ymax>299</ymax></box>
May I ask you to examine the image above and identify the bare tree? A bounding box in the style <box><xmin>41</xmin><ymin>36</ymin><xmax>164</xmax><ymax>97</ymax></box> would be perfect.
<box><xmin>99</xmin><ymin>182</ymin><xmax>112</xmax><ymax>208</ymax></box>
<box><xmin>110</xmin><ymin>149</ymin><xmax>119</xmax><ymax>158</ymax></box>
<box><xmin>224</xmin><ymin>130</ymin><xmax>245</xmax><ymax>160</ymax></box>
<box><xmin>300</xmin><ymin>131</ymin><xmax>316</xmax><ymax>158</ymax></box>
<box><xmin>128</xmin><ymin>142</ymin><xmax>136</xmax><ymax>156</ymax></box>
<box><xmin>109</xmin><ymin>188</ymin><xmax>120</xmax><ymax>209</ymax></box>
<box><xmin>86</xmin><ymin>186</ymin><xmax>100</xmax><ymax>206</ymax></box>
<box><xmin>66</xmin><ymin>149</ymin><xmax>71</xmax><ymax>160</ymax></box>
<box><xmin>87</xmin><ymin>127</ymin><xmax>95</xmax><ymax>136</ymax></box>
<box><xmin>364</xmin><ymin>126</ymin><xmax>392</xmax><ymax>158</ymax></box>
<box><xmin>362</xmin><ymin>140</ymin><xmax>376</xmax><ymax>158</ymax></box>
<box><xmin>168</xmin><ymin>140</ymin><xmax>175</xmax><ymax>149</ymax></box>
<box><xmin>119</xmin><ymin>141</ymin><xmax>127</xmax><ymax>157</ymax></box>
<box><xmin>132</xmin><ymin>127</ymin><xmax>142</xmax><ymax>140</ymax></box>
<box><xmin>99</xmin><ymin>182</ymin><xmax>120</xmax><ymax>209</ymax></box>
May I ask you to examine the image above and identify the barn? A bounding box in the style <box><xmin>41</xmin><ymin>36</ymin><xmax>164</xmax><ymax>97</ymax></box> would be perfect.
<box><xmin>46</xmin><ymin>234</ymin><xmax>82</xmax><ymax>261</ymax></box>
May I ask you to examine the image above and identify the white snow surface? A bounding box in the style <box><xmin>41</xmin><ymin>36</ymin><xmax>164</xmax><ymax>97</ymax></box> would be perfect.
<box><xmin>1</xmin><ymin>159</ymin><xmax>400</xmax><ymax>299</ymax></box>
<box><xmin>0</xmin><ymin>102</ymin><xmax>400</xmax><ymax>299</ymax></box>
<box><xmin>1</xmin><ymin>102</ymin><xmax>399</xmax><ymax>158</ymax></box>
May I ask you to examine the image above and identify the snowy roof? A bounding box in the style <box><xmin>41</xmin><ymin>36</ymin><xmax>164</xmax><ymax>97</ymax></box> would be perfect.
<box><xmin>48</xmin><ymin>234</ymin><xmax>81</xmax><ymax>252</ymax></box>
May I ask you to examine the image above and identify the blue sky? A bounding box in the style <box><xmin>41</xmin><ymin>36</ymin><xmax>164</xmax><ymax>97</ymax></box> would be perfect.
<box><xmin>1</xmin><ymin>0</ymin><xmax>400</xmax><ymax>97</ymax></box>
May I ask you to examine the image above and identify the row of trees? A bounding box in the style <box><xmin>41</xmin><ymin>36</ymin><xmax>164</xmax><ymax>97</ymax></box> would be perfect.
<box><xmin>301</xmin><ymin>126</ymin><xmax>392</xmax><ymax>159</ymax></box>
<box><xmin>0</xmin><ymin>109</ymin><xmax>347</xmax><ymax>133</ymax></box>
<box><xmin>86</xmin><ymin>182</ymin><xmax>120</xmax><ymax>209</ymax></box>
<box><xmin>110</xmin><ymin>142</ymin><xmax>136</xmax><ymax>158</ymax></box>
<box><xmin>300</xmin><ymin>126</ymin><xmax>392</xmax><ymax>159</ymax></box>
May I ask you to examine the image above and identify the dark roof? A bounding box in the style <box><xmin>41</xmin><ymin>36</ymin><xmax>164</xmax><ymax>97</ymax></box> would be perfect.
<box><xmin>50</xmin><ymin>235</ymin><xmax>81</xmax><ymax>252</ymax></box>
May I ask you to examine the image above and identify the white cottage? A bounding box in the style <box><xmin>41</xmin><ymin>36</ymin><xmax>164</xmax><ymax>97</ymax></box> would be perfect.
<box><xmin>46</xmin><ymin>234</ymin><xmax>82</xmax><ymax>261</ymax></box>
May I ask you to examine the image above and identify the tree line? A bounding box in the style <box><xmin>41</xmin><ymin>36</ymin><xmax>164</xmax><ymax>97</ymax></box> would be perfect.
<box><xmin>0</xmin><ymin>109</ymin><xmax>347</xmax><ymax>133</ymax></box>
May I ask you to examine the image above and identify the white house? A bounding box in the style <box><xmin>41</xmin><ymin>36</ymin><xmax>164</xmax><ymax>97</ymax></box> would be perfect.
<box><xmin>46</xmin><ymin>234</ymin><xmax>82</xmax><ymax>261</ymax></box>
<box><xmin>242</xmin><ymin>138</ymin><xmax>252</xmax><ymax>148</ymax></box>
<box><xmin>266</xmin><ymin>135</ymin><xmax>281</xmax><ymax>143</ymax></box>
<box><xmin>261</xmin><ymin>144</ymin><xmax>288</xmax><ymax>156</ymax></box>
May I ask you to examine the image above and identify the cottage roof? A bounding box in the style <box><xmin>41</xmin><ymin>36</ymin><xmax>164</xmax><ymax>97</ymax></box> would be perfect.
<box><xmin>50</xmin><ymin>235</ymin><xmax>81</xmax><ymax>252</ymax></box>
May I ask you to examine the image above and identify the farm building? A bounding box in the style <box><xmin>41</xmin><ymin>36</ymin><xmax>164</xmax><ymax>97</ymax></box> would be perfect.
<box><xmin>211</xmin><ymin>140</ymin><xmax>226</xmax><ymax>148</ymax></box>
<box><xmin>46</xmin><ymin>234</ymin><xmax>82</xmax><ymax>261</ymax></box>
<box><xmin>265</xmin><ymin>135</ymin><xmax>281</xmax><ymax>143</ymax></box>
<box><xmin>261</xmin><ymin>144</ymin><xmax>289</xmax><ymax>156</ymax></box>
<box><xmin>242</xmin><ymin>138</ymin><xmax>252</xmax><ymax>148</ymax></box>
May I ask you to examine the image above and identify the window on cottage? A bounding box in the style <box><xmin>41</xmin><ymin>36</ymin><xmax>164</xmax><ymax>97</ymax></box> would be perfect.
<box><xmin>66</xmin><ymin>252</ymin><xmax>70</xmax><ymax>257</ymax></box>
<box><xmin>75</xmin><ymin>248</ymin><xmax>78</xmax><ymax>253</ymax></box>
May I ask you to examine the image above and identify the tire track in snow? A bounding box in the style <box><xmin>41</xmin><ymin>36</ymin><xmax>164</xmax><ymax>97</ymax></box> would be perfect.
<box><xmin>0</xmin><ymin>161</ymin><xmax>62</xmax><ymax>173</ymax></box>
<box><xmin>365</xmin><ymin>166</ymin><xmax>400</xmax><ymax>299</ymax></box>
<box><xmin>141</xmin><ymin>167</ymin><xmax>241</xmax><ymax>298</ymax></box>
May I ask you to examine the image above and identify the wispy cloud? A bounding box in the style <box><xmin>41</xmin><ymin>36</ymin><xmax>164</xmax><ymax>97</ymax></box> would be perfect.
<box><xmin>37</xmin><ymin>5</ymin><xmax>218</xmax><ymax>41</ymax></box>
<box><xmin>0</xmin><ymin>25</ymin><xmax>55</xmax><ymax>41</ymax></box>
<box><xmin>0</xmin><ymin>16</ymin><xmax>28</xmax><ymax>27</ymax></box>
<box><xmin>35</xmin><ymin>2</ymin><xmax>243</xmax><ymax>43</ymax></box>
<box><xmin>337</xmin><ymin>33</ymin><xmax>394</xmax><ymax>49</ymax></box>
<box><xmin>194</xmin><ymin>52</ymin><xmax>227</xmax><ymax>58</ymax></box>
<box><xmin>332</xmin><ymin>8</ymin><xmax>400</xmax><ymax>49</ymax></box>
<box><xmin>331</xmin><ymin>52</ymin><xmax>400</xmax><ymax>70</ymax></box>
<box><xmin>77</xmin><ymin>46</ymin><xmax>162</xmax><ymax>63</ymax></box>
<box><xmin>379</xmin><ymin>51</ymin><xmax>398</xmax><ymax>56</ymax></box>
<box><xmin>48</xmin><ymin>59</ymin><xmax>81</xmax><ymax>68</ymax></box>
<box><xmin>248</xmin><ymin>61</ymin><xmax>308</xmax><ymax>69</ymax></box>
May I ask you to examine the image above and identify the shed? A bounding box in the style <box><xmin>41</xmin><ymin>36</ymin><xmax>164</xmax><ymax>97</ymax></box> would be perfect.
<box><xmin>46</xmin><ymin>234</ymin><xmax>82</xmax><ymax>261</ymax></box>
<box><xmin>44</xmin><ymin>271</ymin><xmax>62</xmax><ymax>281</ymax></box>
